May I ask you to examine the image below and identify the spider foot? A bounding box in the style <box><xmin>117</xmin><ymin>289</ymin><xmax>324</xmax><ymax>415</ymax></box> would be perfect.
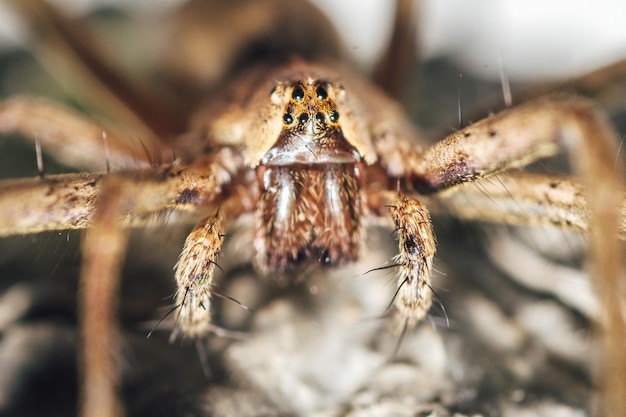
<box><xmin>174</xmin><ymin>212</ymin><xmax>226</xmax><ymax>339</ymax></box>
<box><xmin>389</xmin><ymin>194</ymin><xmax>436</xmax><ymax>332</ymax></box>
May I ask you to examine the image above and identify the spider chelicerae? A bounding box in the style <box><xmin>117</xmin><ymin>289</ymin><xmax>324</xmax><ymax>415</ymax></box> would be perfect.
<box><xmin>0</xmin><ymin>1</ymin><xmax>625</xmax><ymax>416</ymax></box>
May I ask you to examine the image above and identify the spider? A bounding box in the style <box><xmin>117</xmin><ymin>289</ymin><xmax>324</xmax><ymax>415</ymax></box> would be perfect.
<box><xmin>0</xmin><ymin>1</ymin><xmax>625</xmax><ymax>416</ymax></box>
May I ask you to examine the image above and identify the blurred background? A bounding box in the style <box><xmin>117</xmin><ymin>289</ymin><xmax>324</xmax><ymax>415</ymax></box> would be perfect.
<box><xmin>1</xmin><ymin>0</ymin><xmax>626</xmax><ymax>80</ymax></box>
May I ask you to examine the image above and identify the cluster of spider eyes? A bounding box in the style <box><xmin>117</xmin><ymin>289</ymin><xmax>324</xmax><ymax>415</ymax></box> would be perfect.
<box><xmin>282</xmin><ymin>84</ymin><xmax>340</xmax><ymax>126</ymax></box>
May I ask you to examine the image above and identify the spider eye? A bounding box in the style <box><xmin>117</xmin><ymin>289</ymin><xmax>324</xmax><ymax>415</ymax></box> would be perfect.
<box><xmin>315</xmin><ymin>112</ymin><xmax>325</xmax><ymax>123</ymax></box>
<box><xmin>329</xmin><ymin>110</ymin><xmax>339</xmax><ymax>122</ymax></box>
<box><xmin>292</xmin><ymin>86</ymin><xmax>304</xmax><ymax>101</ymax></box>
<box><xmin>298</xmin><ymin>113</ymin><xmax>309</xmax><ymax>124</ymax></box>
<box><xmin>316</xmin><ymin>86</ymin><xmax>328</xmax><ymax>100</ymax></box>
<box><xmin>283</xmin><ymin>113</ymin><xmax>294</xmax><ymax>124</ymax></box>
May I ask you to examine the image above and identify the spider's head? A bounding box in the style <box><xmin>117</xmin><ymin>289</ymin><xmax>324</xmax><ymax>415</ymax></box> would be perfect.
<box><xmin>235</xmin><ymin>62</ymin><xmax>377</xmax><ymax>167</ymax></box>
<box><xmin>260</xmin><ymin>78</ymin><xmax>362</xmax><ymax>165</ymax></box>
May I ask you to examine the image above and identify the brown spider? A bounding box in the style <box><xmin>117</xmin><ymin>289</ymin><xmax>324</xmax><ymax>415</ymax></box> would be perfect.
<box><xmin>0</xmin><ymin>1</ymin><xmax>625</xmax><ymax>416</ymax></box>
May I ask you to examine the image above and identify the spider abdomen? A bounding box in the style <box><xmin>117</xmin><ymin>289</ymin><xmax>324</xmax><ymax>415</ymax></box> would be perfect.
<box><xmin>255</xmin><ymin>163</ymin><xmax>363</xmax><ymax>273</ymax></box>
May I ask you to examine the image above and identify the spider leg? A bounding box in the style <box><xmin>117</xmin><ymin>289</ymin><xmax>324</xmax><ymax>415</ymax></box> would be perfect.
<box><xmin>173</xmin><ymin>213</ymin><xmax>225</xmax><ymax>340</ymax></box>
<box><xmin>434</xmin><ymin>171</ymin><xmax>626</xmax><ymax>238</ymax></box>
<box><xmin>5</xmin><ymin>0</ymin><xmax>181</xmax><ymax>138</ymax></box>
<box><xmin>372</xmin><ymin>0</ymin><xmax>418</xmax><ymax>100</ymax></box>
<box><xmin>73</xmin><ymin>161</ymin><xmax>250</xmax><ymax>417</ymax></box>
<box><xmin>373</xmin><ymin>192</ymin><xmax>436</xmax><ymax>332</ymax></box>
<box><xmin>407</xmin><ymin>96</ymin><xmax>619</xmax><ymax>193</ymax></box>
<box><xmin>0</xmin><ymin>148</ymin><xmax>244</xmax><ymax>237</ymax></box>
<box><xmin>174</xmin><ymin>184</ymin><xmax>258</xmax><ymax>339</ymax></box>
<box><xmin>0</xmin><ymin>150</ymin><xmax>246</xmax><ymax>416</ymax></box>
<box><xmin>79</xmin><ymin>178</ymin><xmax>130</xmax><ymax>417</ymax></box>
<box><xmin>174</xmin><ymin>213</ymin><xmax>226</xmax><ymax>340</ymax></box>
<box><xmin>402</xmin><ymin>96</ymin><xmax>625</xmax><ymax>417</ymax></box>
<box><xmin>0</xmin><ymin>96</ymin><xmax>163</xmax><ymax>171</ymax></box>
